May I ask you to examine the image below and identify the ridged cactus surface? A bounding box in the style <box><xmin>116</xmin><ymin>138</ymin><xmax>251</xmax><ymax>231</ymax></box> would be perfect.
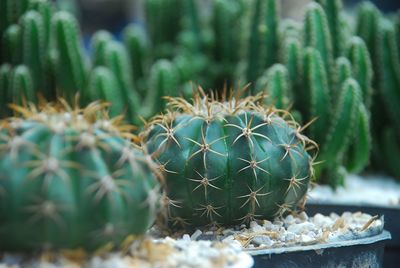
<box><xmin>144</xmin><ymin>90</ymin><xmax>315</xmax><ymax>228</ymax></box>
<box><xmin>0</xmin><ymin>101</ymin><xmax>160</xmax><ymax>251</ymax></box>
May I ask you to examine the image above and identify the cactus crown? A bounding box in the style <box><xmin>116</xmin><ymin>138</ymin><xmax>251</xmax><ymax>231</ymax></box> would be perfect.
<box><xmin>0</xmin><ymin>99</ymin><xmax>161</xmax><ymax>251</ymax></box>
<box><xmin>144</xmin><ymin>88</ymin><xmax>316</xmax><ymax>229</ymax></box>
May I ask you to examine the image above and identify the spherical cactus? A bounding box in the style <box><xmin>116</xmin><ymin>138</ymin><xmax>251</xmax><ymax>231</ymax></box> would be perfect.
<box><xmin>143</xmin><ymin>89</ymin><xmax>316</xmax><ymax>228</ymax></box>
<box><xmin>0</xmin><ymin>100</ymin><xmax>161</xmax><ymax>251</ymax></box>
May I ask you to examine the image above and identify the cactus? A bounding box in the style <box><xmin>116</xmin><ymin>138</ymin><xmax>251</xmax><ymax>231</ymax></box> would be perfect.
<box><xmin>0</xmin><ymin>100</ymin><xmax>161</xmax><ymax>251</ymax></box>
<box><xmin>2</xmin><ymin>24</ymin><xmax>22</xmax><ymax>65</ymax></box>
<box><xmin>145</xmin><ymin>59</ymin><xmax>179</xmax><ymax>116</ymax></box>
<box><xmin>91</xmin><ymin>30</ymin><xmax>113</xmax><ymax>67</ymax></box>
<box><xmin>87</xmin><ymin>66</ymin><xmax>124</xmax><ymax>118</ymax></box>
<box><xmin>51</xmin><ymin>11</ymin><xmax>87</xmax><ymax>102</ymax></box>
<box><xmin>255</xmin><ymin>64</ymin><xmax>291</xmax><ymax>109</ymax></box>
<box><xmin>123</xmin><ymin>25</ymin><xmax>149</xmax><ymax>95</ymax></box>
<box><xmin>246</xmin><ymin>0</ymin><xmax>280</xmax><ymax>89</ymax></box>
<box><xmin>10</xmin><ymin>65</ymin><xmax>35</xmax><ymax>105</ymax></box>
<box><xmin>99</xmin><ymin>40</ymin><xmax>140</xmax><ymax>124</ymax></box>
<box><xmin>0</xmin><ymin>64</ymin><xmax>12</xmax><ymax>116</ymax></box>
<box><xmin>21</xmin><ymin>11</ymin><xmax>48</xmax><ymax>97</ymax></box>
<box><xmin>144</xmin><ymin>0</ymin><xmax>184</xmax><ymax>59</ymax></box>
<box><xmin>143</xmin><ymin>90</ymin><xmax>315</xmax><ymax>228</ymax></box>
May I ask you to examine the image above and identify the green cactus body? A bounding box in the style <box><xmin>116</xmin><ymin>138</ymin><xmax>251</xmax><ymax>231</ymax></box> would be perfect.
<box><xmin>145</xmin><ymin>0</ymin><xmax>183</xmax><ymax>58</ymax></box>
<box><xmin>144</xmin><ymin>91</ymin><xmax>315</xmax><ymax>228</ymax></box>
<box><xmin>255</xmin><ymin>64</ymin><xmax>291</xmax><ymax>109</ymax></box>
<box><xmin>101</xmin><ymin>41</ymin><xmax>140</xmax><ymax>124</ymax></box>
<box><xmin>382</xmin><ymin>128</ymin><xmax>400</xmax><ymax>179</ymax></box>
<box><xmin>10</xmin><ymin>65</ymin><xmax>35</xmax><ymax>105</ymax></box>
<box><xmin>316</xmin><ymin>0</ymin><xmax>343</xmax><ymax>58</ymax></box>
<box><xmin>0</xmin><ymin>64</ymin><xmax>12</xmax><ymax>116</ymax></box>
<box><xmin>211</xmin><ymin>0</ymin><xmax>243</xmax><ymax>85</ymax></box>
<box><xmin>2</xmin><ymin>24</ymin><xmax>22</xmax><ymax>65</ymax></box>
<box><xmin>345</xmin><ymin>103</ymin><xmax>371</xmax><ymax>173</ymax></box>
<box><xmin>91</xmin><ymin>30</ymin><xmax>113</xmax><ymax>67</ymax></box>
<box><xmin>123</xmin><ymin>25</ymin><xmax>149</xmax><ymax>94</ymax></box>
<box><xmin>87</xmin><ymin>67</ymin><xmax>124</xmax><ymax>118</ymax></box>
<box><xmin>303</xmin><ymin>48</ymin><xmax>331</xmax><ymax>144</ymax></box>
<box><xmin>145</xmin><ymin>59</ymin><xmax>179</xmax><ymax>117</ymax></box>
<box><xmin>316</xmin><ymin>78</ymin><xmax>362</xmax><ymax>184</ymax></box>
<box><xmin>380</xmin><ymin>21</ymin><xmax>400</xmax><ymax>129</ymax></box>
<box><xmin>347</xmin><ymin>36</ymin><xmax>373</xmax><ymax>108</ymax></box>
<box><xmin>0</xmin><ymin>101</ymin><xmax>160</xmax><ymax>251</ymax></box>
<box><xmin>51</xmin><ymin>11</ymin><xmax>87</xmax><ymax>102</ymax></box>
<box><xmin>304</xmin><ymin>3</ymin><xmax>334</xmax><ymax>83</ymax></box>
<box><xmin>21</xmin><ymin>11</ymin><xmax>47</xmax><ymax>97</ymax></box>
<box><xmin>28</xmin><ymin>0</ymin><xmax>53</xmax><ymax>45</ymax></box>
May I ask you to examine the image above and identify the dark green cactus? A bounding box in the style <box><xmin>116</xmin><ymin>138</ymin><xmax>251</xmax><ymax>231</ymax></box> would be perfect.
<box><xmin>100</xmin><ymin>40</ymin><xmax>140</xmax><ymax>124</ymax></box>
<box><xmin>144</xmin><ymin>0</ymin><xmax>184</xmax><ymax>59</ymax></box>
<box><xmin>0</xmin><ymin>101</ymin><xmax>161</xmax><ymax>251</ymax></box>
<box><xmin>123</xmin><ymin>25</ymin><xmax>149</xmax><ymax>95</ymax></box>
<box><xmin>21</xmin><ymin>10</ymin><xmax>48</xmax><ymax>97</ymax></box>
<box><xmin>255</xmin><ymin>64</ymin><xmax>291</xmax><ymax>109</ymax></box>
<box><xmin>87</xmin><ymin>66</ymin><xmax>124</xmax><ymax>118</ymax></box>
<box><xmin>91</xmin><ymin>30</ymin><xmax>113</xmax><ymax>67</ymax></box>
<box><xmin>0</xmin><ymin>64</ymin><xmax>12</xmax><ymax>116</ymax></box>
<box><xmin>2</xmin><ymin>24</ymin><xmax>22</xmax><ymax>65</ymax></box>
<box><xmin>246</xmin><ymin>0</ymin><xmax>280</xmax><ymax>89</ymax></box>
<box><xmin>145</xmin><ymin>59</ymin><xmax>179</xmax><ymax>116</ymax></box>
<box><xmin>144</xmin><ymin>91</ymin><xmax>315</xmax><ymax>228</ymax></box>
<box><xmin>10</xmin><ymin>65</ymin><xmax>35</xmax><ymax>105</ymax></box>
<box><xmin>51</xmin><ymin>11</ymin><xmax>87</xmax><ymax>102</ymax></box>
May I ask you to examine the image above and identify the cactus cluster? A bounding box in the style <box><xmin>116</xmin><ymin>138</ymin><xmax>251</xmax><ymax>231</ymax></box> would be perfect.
<box><xmin>355</xmin><ymin>3</ymin><xmax>400</xmax><ymax>179</ymax></box>
<box><xmin>0</xmin><ymin>100</ymin><xmax>161</xmax><ymax>251</ymax></box>
<box><xmin>246</xmin><ymin>1</ymin><xmax>371</xmax><ymax>187</ymax></box>
<box><xmin>144</xmin><ymin>90</ymin><xmax>316</xmax><ymax>228</ymax></box>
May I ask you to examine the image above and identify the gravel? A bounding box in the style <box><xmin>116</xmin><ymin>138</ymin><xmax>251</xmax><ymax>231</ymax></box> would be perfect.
<box><xmin>0</xmin><ymin>212</ymin><xmax>383</xmax><ymax>267</ymax></box>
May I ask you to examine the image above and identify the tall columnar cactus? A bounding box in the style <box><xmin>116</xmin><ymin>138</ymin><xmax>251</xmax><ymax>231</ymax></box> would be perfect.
<box><xmin>145</xmin><ymin>59</ymin><xmax>179</xmax><ymax>116</ymax></box>
<box><xmin>246</xmin><ymin>0</ymin><xmax>280</xmax><ymax>89</ymax></box>
<box><xmin>144</xmin><ymin>0</ymin><xmax>184</xmax><ymax>59</ymax></box>
<box><xmin>254</xmin><ymin>1</ymin><xmax>373</xmax><ymax>187</ymax></box>
<box><xmin>51</xmin><ymin>11</ymin><xmax>87</xmax><ymax>102</ymax></box>
<box><xmin>0</xmin><ymin>101</ymin><xmax>161</xmax><ymax>251</ymax></box>
<box><xmin>2</xmin><ymin>24</ymin><xmax>22</xmax><ymax>65</ymax></box>
<box><xmin>0</xmin><ymin>64</ymin><xmax>12</xmax><ymax>116</ymax></box>
<box><xmin>91</xmin><ymin>30</ymin><xmax>113</xmax><ymax>67</ymax></box>
<box><xmin>10</xmin><ymin>65</ymin><xmax>35</xmax><ymax>105</ymax></box>
<box><xmin>143</xmin><ymin>90</ymin><xmax>315</xmax><ymax>228</ymax></box>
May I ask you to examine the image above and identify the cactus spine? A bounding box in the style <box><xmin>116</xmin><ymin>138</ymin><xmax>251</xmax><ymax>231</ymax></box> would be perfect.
<box><xmin>144</xmin><ymin>91</ymin><xmax>315</xmax><ymax>228</ymax></box>
<box><xmin>0</xmin><ymin>101</ymin><xmax>160</xmax><ymax>251</ymax></box>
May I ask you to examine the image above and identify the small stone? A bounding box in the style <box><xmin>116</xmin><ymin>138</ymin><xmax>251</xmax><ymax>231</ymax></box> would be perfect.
<box><xmin>191</xmin><ymin>229</ymin><xmax>202</xmax><ymax>241</ymax></box>
<box><xmin>298</xmin><ymin>211</ymin><xmax>309</xmax><ymax>221</ymax></box>
<box><xmin>287</xmin><ymin>222</ymin><xmax>315</xmax><ymax>234</ymax></box>
<box><xmin>252</xmin><ymin>235</ymin><xmax>273</xmax><ymax>247</ymax></box>
<box><xmin>300</xmin><ymin>234</ymin><xmax>313</xmax><ymax>243</ymax></box>
<box><xmin>182</xmin><ymin>234</ymin><xmax>191</xmax><ymax>242</ymax></box>
<box><xmin>251</xmin><ymin>224</ymin><xmax>264</xmax><ymax>233</ymax></box>
<box><xmin>313</xmin><ymin>213</ymin><xmax>333</xmax><ymax>228</ymax></box>
<box><xmin>285</xmin><ymin>232</ymin><xmax>296</xmax><ymax>241</ymax></box>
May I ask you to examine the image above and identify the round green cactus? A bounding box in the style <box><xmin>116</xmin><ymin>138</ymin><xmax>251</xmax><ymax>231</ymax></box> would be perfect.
<box><xmin>143</xmin><ymin>90</ymin><xmax>316</xmax><ymax>228</ymax></box>
<box><xmin>0</xmin><ymin>100</ymin><xmax>161</xmax><ymax>251</ymax></box>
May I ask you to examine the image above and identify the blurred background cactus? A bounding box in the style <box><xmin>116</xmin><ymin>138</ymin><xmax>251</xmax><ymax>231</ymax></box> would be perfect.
<box><xmin>1</xmin><ymin>0</ymin><xmax>400</xmax><ymax>187</ymax></box>
<box><xmin>0</xmin><ymin>100</ymin><xmax>160</xmax><ymax>251</ymax></box>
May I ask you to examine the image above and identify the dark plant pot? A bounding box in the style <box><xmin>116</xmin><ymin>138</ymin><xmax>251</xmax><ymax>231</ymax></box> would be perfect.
<box><xmin>306</xmin><ymin>201</ymin><xmax>400</xmax><ymax>268</ymax></box>
<box><xmin>248</xmin><ymin>230</ymin><xmax>391</xmax><ymax>268</ymax></box>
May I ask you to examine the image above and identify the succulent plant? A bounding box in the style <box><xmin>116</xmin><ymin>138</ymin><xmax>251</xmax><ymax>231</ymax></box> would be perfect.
<box><xmin>0</xmin><ymin>100</ymin><xmax>161</xmax><ymax>251</ymax></box>
<box><xmin>143</xmin><ymin>90</ymin><xmax>316</xmax><ymax>228</ymax></box>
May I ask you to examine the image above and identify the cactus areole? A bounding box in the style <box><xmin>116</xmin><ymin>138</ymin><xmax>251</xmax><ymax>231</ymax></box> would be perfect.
<box><xmin>144</xmin><ymin>89</ymin><xmax>316</xmax><ymax>228</ymax></box>
<box><xmin>0</xmin><ymin>101</ymin><xmax>160</xmax><ymax>251</ymax></box>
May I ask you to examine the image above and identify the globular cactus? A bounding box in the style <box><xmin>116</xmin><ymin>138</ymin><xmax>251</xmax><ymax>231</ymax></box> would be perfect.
<box><xmin>143</xmin><ymin>90</ymin><xmax>315</xmax><ymax>228</ymax></box>
<box><xmin>0</xmin><ymin>100</ymin><xmax>161</xmax><ymax>251</ymax></box>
